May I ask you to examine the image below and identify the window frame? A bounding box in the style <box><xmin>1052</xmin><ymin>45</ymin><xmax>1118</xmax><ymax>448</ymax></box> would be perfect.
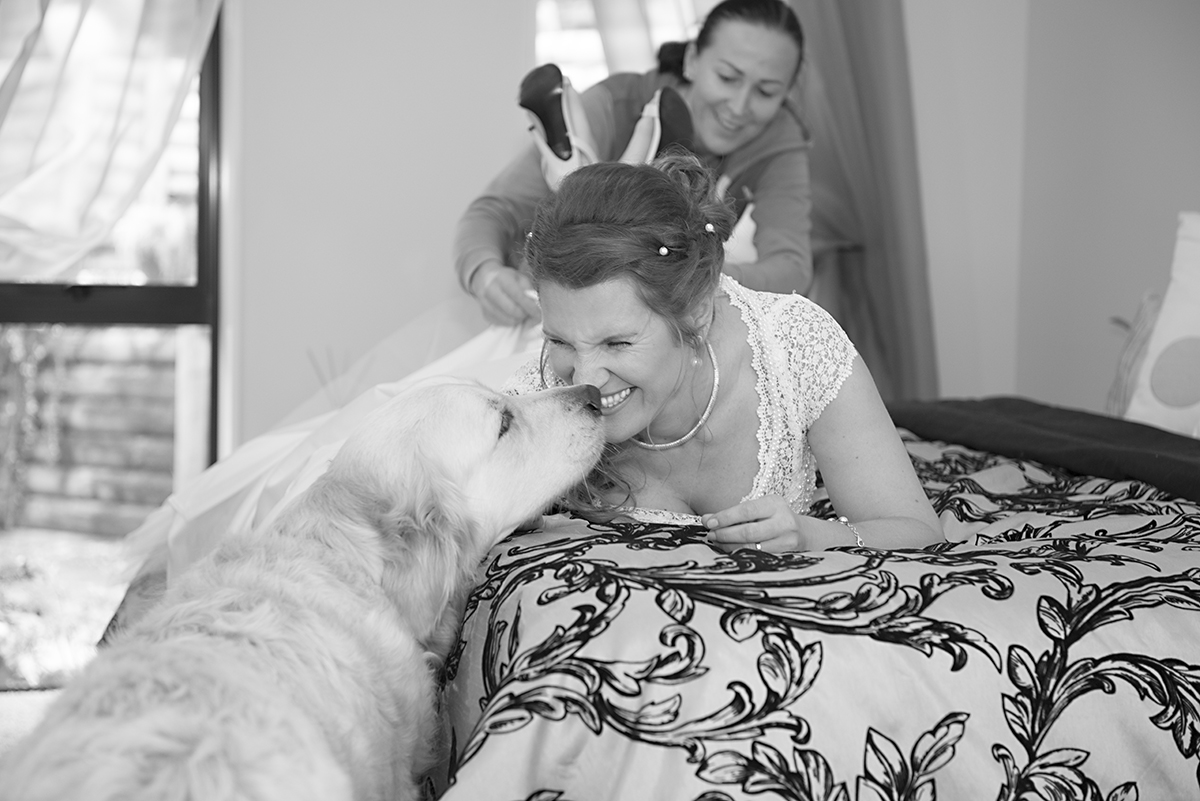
<box><xmin>0</xmin><ymin>16</ymin><xmax>222</xmax><ymax>464</ymax></box>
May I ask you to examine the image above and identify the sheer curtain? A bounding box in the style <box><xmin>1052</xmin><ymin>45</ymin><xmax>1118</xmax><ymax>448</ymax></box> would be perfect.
<box><xmin>0</xmin><ymin>0</ymin><xmax>221</xmax><ymax>282</ymax></box>
<box><xmin>793</xmin><ymin>1</ymin><xmax>937</xmax><ymax>401</ymax></box>
<box><xmin>586</xmin><ymin>0</ymin><xmax>938</xmax><ymax>400</ymax></box>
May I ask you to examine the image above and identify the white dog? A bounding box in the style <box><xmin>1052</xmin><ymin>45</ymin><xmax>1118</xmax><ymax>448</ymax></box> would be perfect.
<box><xmin>0</xmin><ymin>379</ymin><xmax>604</xmax><ymax>801</ymax></box>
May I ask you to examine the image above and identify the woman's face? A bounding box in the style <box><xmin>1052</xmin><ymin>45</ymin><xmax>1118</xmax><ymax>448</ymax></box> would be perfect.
<box><xmin>683</xmin><ymin>20</ymin><xmax>801</xmax><ymax>156</ymax></box>
<box><xmin>539</xmin><ymin>278</ymin><xmax>692</xmax><ymax>445</ymax></box>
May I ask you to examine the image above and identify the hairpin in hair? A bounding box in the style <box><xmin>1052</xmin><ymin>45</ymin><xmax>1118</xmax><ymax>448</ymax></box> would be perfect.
<box><xmin>658</xmin><ymin>245</ymin><xmax>669</xmax><ymax>256</ymax></box>
<box><xmin>704</xmin><ymin>222</ymin><xmax>715</xmax><ymax>234</ymax></box>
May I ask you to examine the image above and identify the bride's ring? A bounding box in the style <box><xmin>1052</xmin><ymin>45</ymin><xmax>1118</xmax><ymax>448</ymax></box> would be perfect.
<box><xmin>754</xmin><ymin>542</ymin><xmax>762</xmax><ymax>551</ymax></box>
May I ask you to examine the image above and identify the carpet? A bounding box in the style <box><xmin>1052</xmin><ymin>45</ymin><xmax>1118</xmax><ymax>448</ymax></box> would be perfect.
<box><xmin>0</xmin><ymin>529</ymin><xmax>131</xmax><ymax>691</ymax></box>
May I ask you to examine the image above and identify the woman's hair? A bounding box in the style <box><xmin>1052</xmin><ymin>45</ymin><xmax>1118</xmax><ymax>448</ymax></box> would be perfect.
<box><xmin>525</xmin><ymin>154</ymin><xmax>737</xmax><ymax>520</ymax></box>
<box><xmin>657</xmin><ymin>0</ymin><xmax>805</xmax><ymax>80</ymax></box>
<box><xmin>525</xmin><ymin>153</ymin><xmax>737</xmax><ymax>349</ymax></box>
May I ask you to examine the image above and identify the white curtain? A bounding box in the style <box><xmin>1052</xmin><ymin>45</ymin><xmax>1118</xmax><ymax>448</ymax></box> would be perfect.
<box><xmin>0</xmin><ymin>0</ymin><xmax>221</xmax><ymax>282</ymax></box>
<box><xmin>793</xmin><ymin>1</ymin><xmax>937</xmax><ymax>400</ymax></box>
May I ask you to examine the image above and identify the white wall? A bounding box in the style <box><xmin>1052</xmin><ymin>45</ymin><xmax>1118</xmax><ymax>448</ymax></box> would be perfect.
<box><xmin>1016</xmin><ymin>0</ymin><xmax>1200</xmax><ymax>412</ymax></box>
<box><xmin>902</xmin><ymin>1</ymin><xmax>1028</xmax><ymax>400</ymax></box>
<box><xmin>220</xmin><ymin>0</ymin><xmax>538</xmax><ymax>446</ymax></box>
<box><xmin>905</xmin><ymin>0</ymin><xmax>1200</xmax><ymax>413</ymax></box>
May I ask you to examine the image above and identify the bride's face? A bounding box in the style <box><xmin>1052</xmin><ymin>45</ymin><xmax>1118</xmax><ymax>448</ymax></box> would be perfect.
<box><xmin>539</xmin><ymin>278</ymin><xmax>694</xmax><ymax>445</ymax></box>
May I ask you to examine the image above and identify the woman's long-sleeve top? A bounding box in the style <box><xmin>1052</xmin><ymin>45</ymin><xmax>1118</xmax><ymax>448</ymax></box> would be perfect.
<box><xmin>454</xmin><ymin>70</ymin><xmax>813</xmax><ymax>294</ymax></box>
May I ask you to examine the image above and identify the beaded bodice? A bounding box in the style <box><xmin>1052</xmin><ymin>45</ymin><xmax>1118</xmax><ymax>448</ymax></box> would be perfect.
<box><xmin>504</xmin><ymin>276</ymin><xmax>857</xmax><ymax>521</ymax></box>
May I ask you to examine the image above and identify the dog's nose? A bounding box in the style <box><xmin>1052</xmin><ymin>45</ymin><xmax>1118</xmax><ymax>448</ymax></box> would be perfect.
<box><xmin>575</xmin><ymin>384</ymin><xmax>602</xmax><ymax>416</ymax></box>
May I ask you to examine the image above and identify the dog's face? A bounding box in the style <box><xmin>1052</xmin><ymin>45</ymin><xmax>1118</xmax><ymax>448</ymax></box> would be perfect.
<box><xmin>333</xmin><ymin>378</ymin><xmax>605</xmax><ymax>542</ymax></box>
<box><xmin>280</xmin><ymin>378</ymin><xmax>604</xmax><ymax>657</ymax></box>
<box><xmin>291</xmin><ymin>378</ymin><xmax>598</xmax><ymax>661</ymax></box>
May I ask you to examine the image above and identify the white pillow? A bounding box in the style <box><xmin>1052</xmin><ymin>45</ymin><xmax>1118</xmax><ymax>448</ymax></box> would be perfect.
<box><xmin>1125</xmin><ymin>211</ymin><xmax>1200</xmax><ymax>438</ymax></box>
<box><xmin>1107</xmin><ymin>290</ymin><xmax>1162</xmax><ymax>416</ymax></box>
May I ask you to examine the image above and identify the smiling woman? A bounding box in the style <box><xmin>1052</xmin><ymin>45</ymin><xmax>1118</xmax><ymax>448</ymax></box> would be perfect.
<box><xmin>677</xmin><ymin>5</ymin><xmax>802</xmax><ymax>157</ymax></box>
<box><xmin>456</xmin><ymin>0</ymin><xmax>815</xmax><ymax>329</ymax></box>
<box><xmin>507</xmin><ymin>154</ymin><xmax>943</xmax><ymax>553</ymax></box>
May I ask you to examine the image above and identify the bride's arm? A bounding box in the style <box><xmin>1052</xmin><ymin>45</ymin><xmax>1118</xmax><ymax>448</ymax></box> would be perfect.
<box><xmin>805</xmin><ymin>356</ymin><xmax>944</xmax><ymax>549</ymax></box>
<box><xmin>702</xmin><ymin>356</ymin><xmax>942</xmax><ymax>552</ymax></box>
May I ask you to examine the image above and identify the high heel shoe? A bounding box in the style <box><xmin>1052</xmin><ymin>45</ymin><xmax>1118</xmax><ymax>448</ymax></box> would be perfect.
<box><xmin>519</xmin><ymin>64</ymin><xmax>572</xmax><ymax>161</ymax></box>
<box><xmin>619</xmin><ymin>86</ymin><xmax>695</xmax><ymax>165</ymax></box>
<box><xmin>519</xmin><ymin>64</ymin><xmax>598</xmax><ymax>191</ymax></box>
<box><xmin>655</xmin><ymin>86</ymin><xmax>694</xmax><ymax>157</ymax></box>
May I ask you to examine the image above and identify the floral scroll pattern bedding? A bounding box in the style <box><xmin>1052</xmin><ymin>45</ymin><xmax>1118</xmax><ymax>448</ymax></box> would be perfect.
<box><xmin>436</xmin><ymin>402</ymin><xmax>1200</xmax><ymax>801</ymax></box>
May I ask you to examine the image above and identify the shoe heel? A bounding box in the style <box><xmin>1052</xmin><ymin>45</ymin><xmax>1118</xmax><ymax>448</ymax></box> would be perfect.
<box><xmin>519</xmin><ymin>64</ymin><xmax>572</xmax><ymax>161</ymax></box>
<box><xmin>654</xmin><ymin>87</ymin><xmax>694</xmax><ymax>158</ymax></box>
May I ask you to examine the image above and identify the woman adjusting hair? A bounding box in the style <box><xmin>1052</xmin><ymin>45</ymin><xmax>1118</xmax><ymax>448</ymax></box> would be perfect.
<box><xmin>457</xmin><ymin>0</ymin><xmax>815</xmax><ymax>326</ymax></box>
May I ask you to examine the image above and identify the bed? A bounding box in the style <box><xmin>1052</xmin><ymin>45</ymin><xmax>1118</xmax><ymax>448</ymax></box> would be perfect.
<box><xmin>430</xmin><ymin>396</ymin><xmax>1200</xmax><ymax>800</ymax></box>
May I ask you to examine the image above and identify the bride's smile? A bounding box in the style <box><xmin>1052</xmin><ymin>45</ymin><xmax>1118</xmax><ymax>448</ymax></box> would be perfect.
<box><xmin>539</xmin><ymin>277</ymin><xmax>710</xmax><ymax>445</ymax></box>
<box><xmin>600</xmin><ymin>386</ymin><xmax>633</xmax><ymax>411</ymax></box>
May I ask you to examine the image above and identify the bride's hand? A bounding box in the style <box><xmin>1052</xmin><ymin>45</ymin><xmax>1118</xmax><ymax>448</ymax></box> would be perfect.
<box><xmin>701</xmin><ymin>496</ymin><xmax>850</xmax><ymax>553</ymax></box>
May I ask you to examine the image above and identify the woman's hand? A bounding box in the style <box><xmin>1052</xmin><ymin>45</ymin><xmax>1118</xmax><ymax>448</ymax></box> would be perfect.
<box><xmin>701</xmin><ymin>496</ymin><xmax>855</xmax><ymax>553</ymax></box>
<box><xmin>470</xmin><ymin>262</ymin><xmax>542</xmax><ymax>326</ymax></box>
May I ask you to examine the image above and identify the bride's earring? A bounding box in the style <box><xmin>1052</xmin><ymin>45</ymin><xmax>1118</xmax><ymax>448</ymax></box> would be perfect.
<box><xmin>538</xmin><ymin>340</ymin><xmax>552</xmax><ymax>388</ymax></box>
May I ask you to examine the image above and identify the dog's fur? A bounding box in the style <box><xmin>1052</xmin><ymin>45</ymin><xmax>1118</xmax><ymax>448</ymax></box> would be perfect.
<box><xmin>0</xmin><ymin>379</ymin><xmax>604</xmax><ymax>801</ymax></box>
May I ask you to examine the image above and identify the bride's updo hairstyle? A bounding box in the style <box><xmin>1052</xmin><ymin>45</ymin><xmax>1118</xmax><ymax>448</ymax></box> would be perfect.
<box><xmin>525</xmin><ymin>154</ymin><xmax>737</xmax><ymax>348</ymax></box>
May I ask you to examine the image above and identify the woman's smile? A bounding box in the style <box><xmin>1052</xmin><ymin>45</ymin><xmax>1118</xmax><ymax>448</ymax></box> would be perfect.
<box><xmin>600</xmin><ymin>386</ymin><xmax>633</xmax><ymax>411</ymax></box>
<box><xmin>716</xmin><ymin>115</ymin><xmax>737</xmax><ymax>131</ymax></box>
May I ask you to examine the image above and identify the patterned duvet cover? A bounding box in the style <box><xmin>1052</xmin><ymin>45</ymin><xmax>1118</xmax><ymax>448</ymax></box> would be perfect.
<box><xmin>436</xmin><ymin>399</ymin><xmax>1200</xmax><ymax>801</ymax></box>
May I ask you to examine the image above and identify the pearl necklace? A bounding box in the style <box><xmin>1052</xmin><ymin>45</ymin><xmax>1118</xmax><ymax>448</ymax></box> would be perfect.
<box><xmin>632</xmin><ymin>341</ymin><xmax>719</xmax><ymax>451</ymax></box>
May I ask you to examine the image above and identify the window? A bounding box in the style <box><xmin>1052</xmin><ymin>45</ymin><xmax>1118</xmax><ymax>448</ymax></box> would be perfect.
<box><xmin>535</xmin><ymin>0</ymin><xmax>609</xmax><ymax>91</ymax></box>
<box><xmin>535</xmin><ymin>0</ymin><xmax>700</xmax><ymax>91</ymax></box>
<box><xmin>0</xmin><ymin>19</ymin><xmax>220</xmax><ymax>539</ymax></box>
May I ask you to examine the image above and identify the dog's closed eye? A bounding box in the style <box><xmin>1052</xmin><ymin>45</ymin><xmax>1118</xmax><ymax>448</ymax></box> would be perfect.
<box><xmin>498</xmin><ymin>407</ymin><xmax>514</xmax><ymax>438</ymax></box>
